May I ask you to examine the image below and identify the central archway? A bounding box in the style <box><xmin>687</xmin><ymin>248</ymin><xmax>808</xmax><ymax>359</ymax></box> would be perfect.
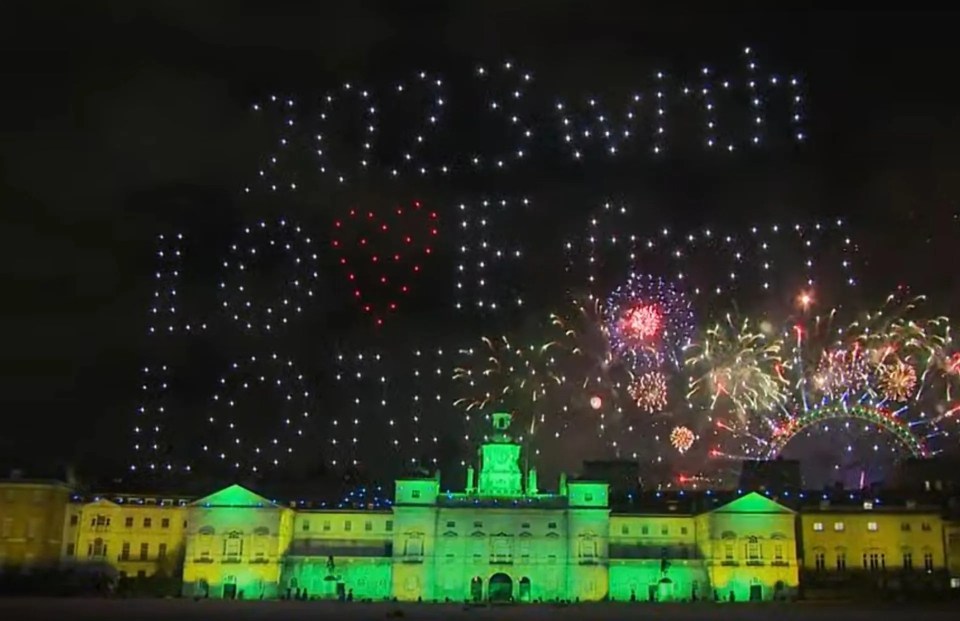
<box><xmin>488</xmin><ymin>573</ymin><xmax>513</xmax><ymax>603</ymax></box>
<box><xmin>764</xmin><ymin>403</ymin><xmax>928</xmax><ymax>459</ymax></box>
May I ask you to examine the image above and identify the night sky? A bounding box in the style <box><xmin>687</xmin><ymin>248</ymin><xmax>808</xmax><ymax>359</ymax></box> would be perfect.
<box><xmin>1</xmin><ymin>3</ymin><xmax>959</xmax><ymax>487</ymax></box>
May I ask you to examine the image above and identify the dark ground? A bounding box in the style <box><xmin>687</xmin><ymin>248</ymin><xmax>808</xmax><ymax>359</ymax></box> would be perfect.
<box><xmin>0</xmin><ymin>599</ymin><xmax>958</xmax><ymax>621</ymax></box>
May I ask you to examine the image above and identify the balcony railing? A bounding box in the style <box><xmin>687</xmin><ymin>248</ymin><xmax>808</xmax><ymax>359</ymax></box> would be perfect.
<box><xmin>221</xmin><ymin>557</ymin><xmax>242</xmax><ymax>564</ymax></box>
<box><xmin>721</xmin><ymin>560</ymin><xmax>738</xmax><ymax>566</ymax></box>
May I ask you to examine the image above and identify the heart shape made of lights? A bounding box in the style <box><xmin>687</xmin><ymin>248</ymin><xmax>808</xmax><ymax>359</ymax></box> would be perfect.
<box><xmin>331</xmin><ymin>200</ymin><xmax>438</xmax><ymax>326</ymax></box>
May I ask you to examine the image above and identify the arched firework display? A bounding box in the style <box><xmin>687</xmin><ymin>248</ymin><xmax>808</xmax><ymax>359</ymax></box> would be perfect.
<box><xmin>131</xmin><ymin>49</ymin><xmax>960</xmax><ymax>487</ymax></box>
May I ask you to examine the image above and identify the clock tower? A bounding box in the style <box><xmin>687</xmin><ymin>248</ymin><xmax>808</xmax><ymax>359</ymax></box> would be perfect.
<box><xmin>476</xmin><ymin>412</ymin><xmax>525</xmax><ymax>497</ymax></box>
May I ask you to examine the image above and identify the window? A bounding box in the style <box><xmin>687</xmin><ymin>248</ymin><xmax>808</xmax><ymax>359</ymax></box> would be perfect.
<box><xmin>364</xmin><ymin>521</ymin><xmax>372</xmax><ymax>532</ymax></box>
<box><xmin>66</xmin><ymin>543</ymin><xmax>75</xmax><ymax>557</ymax></box>
<box><xmin>833</xmin><ymin>522</ymin><xmax>844</xmax><ymax>532</ymax></box>
<box><xmin>302</xmin><ymin>520</ymin><xmax>310</xmax><ymax>532</ymax></box>
<box><xmin>411</xmin><ymin>490</ymin><xmax>421</xmax><ymax>499</ymax></box>
<box><xmin>161</xmin><ymin>518</ymin><xmax>170</xmax><ymax>529</ymax></box>
<box><xmin>69</xmin><ymin>515</ymin><xmax>78</xmax><ymax>527</ymax></box>
<box><xmin>661</xmin><ymin>525</ymin><xmax>668</xmax><ymax>535</ymax></box>
<box><xmin>901</xmin><ymin>523</ymin><xmax>911</xmax><ymax>532</ymax></box>
<box><xmin>492</xmin><ymin>537</ymin><xmax>513</xmax><ymax>563</ymax></box>
<box><xmin>446</xmin><ymin>521</ymin><xmax>456</xmax><ymax>528</ymax></box>
<box><xmin>474</xmin><ymin>521</ymin><xmax>483</xmax><ymax>528</ymax></box>
<box><xmin>584</xmin><ymin>493</ymin><xmax>594</xmax><ymax>502</ymax></box>
<box><xmin>746</xmin><ymin>536</ymin><xmax>761</xmax><ymax>563</ymax></box>
<box><xmin>403</xmin><ymin>535</ymin><xmax>424</xmax><ymax>558</ymax></box>
<box><xmin>774</xmin><ymin>544</ymin><xmax>784</xmax><ymax>563</ymax></box>
<box><xmin>681</xmin><ymin>526</ymin><xmax>688</xmax><ymax>535</ymax></box>
<box><xmin>621</xmin><ymin>524</ymin><xmax>629</xmax><ymax>535</ymax></box>
<box><xmin>143</xmin><ymin>517</ymin><xmax>152</xmax><ymax>529</ymax></box>
<box><xmin>158</xmin><ymin>543</ymin><xmax>167</xmax><ymax>560</ymax></box>
<box><xmin>578</xmin><ymin>537</ymin><xmax>597</xmax><ymax>560</ymax></box>
<box><xmin>223</xmin><ymin>532</ymin><xmax>243</xmax><ymax>560</ymax></box>
<box><xmin>921</xmin><ymin>522</ymin><xmax>932</xmax><ymax>532</ymax></box>
<box><xmin>924</xmin><ymin>553</ymin><xmax>934</xmax><ymax>572</ymax></box>
<box><xmin>815</xmin><ymin>552</ymin><xmax>825</xmax><ymax>571</ymax></box>
<box><xmin>836</xmin><ymin>551</ymin><xmax>846</xmax><ymax>571</ymax></box>
<box><xmin>140</xmin><ymin>543</ymin><xmax>149</xmax><ymax>561</ymax></box>
<box><xmin>344</xmin><ymin>520</ymin><xmax>352</xmax><ymax>532</ymax></box>
<box><xmin>125</xmin><ymin>517</ymin><xmax>134</xmax><ymax>528</ymax></box>
<box><xmin>385</xmin><ymin>520</ymin><xmax>393</xmax><ymax>532</ymax></box>
<box><xmin>724</xmin><ymin>544</ymin><xmax>734</xmax><ymax>562</ymax></box>
<box><xmin>1</xmin><ymin>518</ymin><xmax>12</xmax><ymax>538</ymax></box>
<box><xmin>866</xmin><ymin>552</ymin><xmax>881</xmax><ymax>571</ymax></box>
<box><xmin>548</xmin><ymin>522</ymin><xmax>557</xmax><ymax>529</ymax></box>
<box><xmin>903</xmin><ymin>552</ymin><xmax>913</xmax><ymax>570</ymax></box>
<box><xmin>121</xmin><ymin>542</ymin><xmax>131</xmax><ymax>560</ymax></box>
<box><xmin>867</xmin><ymin>522</ymin><xmax>878</xmax><ymax>532</ymax></box>
<box><xmin>26</xmin><ymin>518</ymin><xmax>39</xmax><ymax>540</ymax></box>
<box><xmin>521</xmin><ymin>522</ymin><xmax>530</xmax><ymax>529</ymax></box>
<box><xmin>812</xmin><ymin>522</ymin><xmax>824</xmax><ymax>531</ymax></box>
<box><xmin>91</xmin><ymin>538</ymin><xmax>106</xmax><ymax>558</ymax></box>
<box><xmin>641</xmin><ymin>525</ymin><xmax>649</xmax><ymax>535</ymax></box>
<box><xmin>322</xmin><ymin>520</ymin><xmax>331</xmax><ymax>531</ymax></box>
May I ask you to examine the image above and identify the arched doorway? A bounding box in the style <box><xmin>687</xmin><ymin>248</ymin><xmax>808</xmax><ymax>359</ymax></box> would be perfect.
<box><xmin>518</xmin><ymin>577</ymin><xmax>531</xmax><ymax>602</ymax></box>
<box><xmin>488</xmin><ymin>573</ymin><xmax>513</xmax><ymax>602</ymax></box>
<box><xmin>657</xmin><ymin>577</ymin><xmax>674</xmax><ymax>602</ymax></box>
<box><xmin>470</xmin><ymin>576</ymin><xmax>483</xmax><ymax>602</ymax></box>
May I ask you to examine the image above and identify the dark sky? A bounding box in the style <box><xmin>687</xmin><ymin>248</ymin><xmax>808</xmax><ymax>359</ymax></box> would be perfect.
<box><xmin>1</xmin><ymin>3</ymin><xmax>959</xmax><ymax>482</ymax></box>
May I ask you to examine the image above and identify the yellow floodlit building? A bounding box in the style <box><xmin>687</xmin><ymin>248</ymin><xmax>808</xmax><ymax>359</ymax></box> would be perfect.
<box><xmin>61</xmin><ymin>493</ymin><xmax>191</xmax><ymax>579</ymax></box>
<box><xmin>799</xmin><ymin>498</ymin><xmax>947</xmax><ymax>588</ymax></box>
<box><xmin>0</xmin><ymin>478</ymin><xmax>72</xmax><ymax>569</ymax></box>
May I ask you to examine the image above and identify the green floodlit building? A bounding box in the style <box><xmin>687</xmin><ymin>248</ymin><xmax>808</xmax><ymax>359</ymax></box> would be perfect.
<box><xmin>181</xmin><ymin>413</ymin><xmax>800</xmax><ymax>602</ymax></box>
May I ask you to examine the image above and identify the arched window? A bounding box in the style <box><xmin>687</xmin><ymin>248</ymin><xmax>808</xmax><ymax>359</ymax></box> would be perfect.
<box><xmin>812</xmin><ymin>546</ymin><xmax>826</xmax><ymax>571</ymax></box>
<box><xmin>745</xmin><ymin>536</ymin><xmax>761</xmax><ymax>563</ymax></box>
<box><xmin>223</xmin><ymin>531</ymin><xmax>243</xmax><ymax>560</ymax></box>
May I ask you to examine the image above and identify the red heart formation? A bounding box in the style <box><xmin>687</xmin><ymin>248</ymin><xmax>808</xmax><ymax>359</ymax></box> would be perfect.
<box><xmin>331</xmin><ymin>200</ymin><xmax>438</xmax><ymax>326</ymax></box>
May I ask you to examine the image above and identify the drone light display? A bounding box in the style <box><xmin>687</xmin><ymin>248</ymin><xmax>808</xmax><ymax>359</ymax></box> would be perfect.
<box><xmin>131</xmin><ymin>50</ymin><xmax>960</xmax><ymax>488</ymax></box>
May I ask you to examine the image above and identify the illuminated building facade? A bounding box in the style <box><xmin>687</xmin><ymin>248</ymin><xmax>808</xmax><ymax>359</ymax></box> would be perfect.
<box><xmin>177</xmin><ymin>414</ymin><xmax>801</xmax><ymax>602</ymax></box>
<box><xmin>1</xmin><ymin>419</ymin><xmax>958</xmax><ymax>600</ymax></box>
<box><xmin>799</xmin><ymin>499</ymin><xmax>949</xmax><ymax>590</ymax></box>
<box><xmin>60</xmin><ymin>493</ymin><xmax>192</xmax><ymax>580</ymax></box>
<box><xmin>0</xmin><ymin>479</ymin><xmax>72</xmax><ymax>569</ymax></box>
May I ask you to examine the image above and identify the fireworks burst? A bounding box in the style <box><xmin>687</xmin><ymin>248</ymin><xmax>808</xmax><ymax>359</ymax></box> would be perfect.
<box><xmin>812</xmin><ymin>347</ymin><xmax>869</xmax><ymax>397</ymax></box>
<box><xmin>629</xmin><ymin>371</ymin><xmax>669</xmax><ymax>413</ymax></box>
<box><xmin>452</xmin><ymin>335</ymin><xmax>563</xmax><ymax>439</ymax></box>
<box><xmin>670</xmin><ymin>426</ymin><xmax>695</xmax><ymax>453</ymax></box>
<box><xmin>604</xmin><ymin>273</ymin><xmax>694</xmax><ymax>371</ymax></box>
<box><xmin>877</xmin><ymin>360</ymin><xmax>918</xmax><ymax>402</ymax></box>
<box><xmin>685</xmin><ymin>314</ymin><xmax>786</xmax><ymax>421</ymax></box>
<box><xmin>692</xmin><ymin>291</ymin><xmax>960</xmax><ymax>466</ymax></box>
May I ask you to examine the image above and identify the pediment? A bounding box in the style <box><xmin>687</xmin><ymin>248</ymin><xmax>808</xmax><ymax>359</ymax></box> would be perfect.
<box><xmin>192</xmin><ymin>484</ymin><xmax>276</xmax><ymax>508</ymax></box>
<box><xmin>85</xmin><ymin>498</ymin><xmax>120</xmax><ymax>509</ymax></box>
<box><xmin>711</xmin><ymin>492</ymin><xmax>794</xmax><ymax>515</ymax></box>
